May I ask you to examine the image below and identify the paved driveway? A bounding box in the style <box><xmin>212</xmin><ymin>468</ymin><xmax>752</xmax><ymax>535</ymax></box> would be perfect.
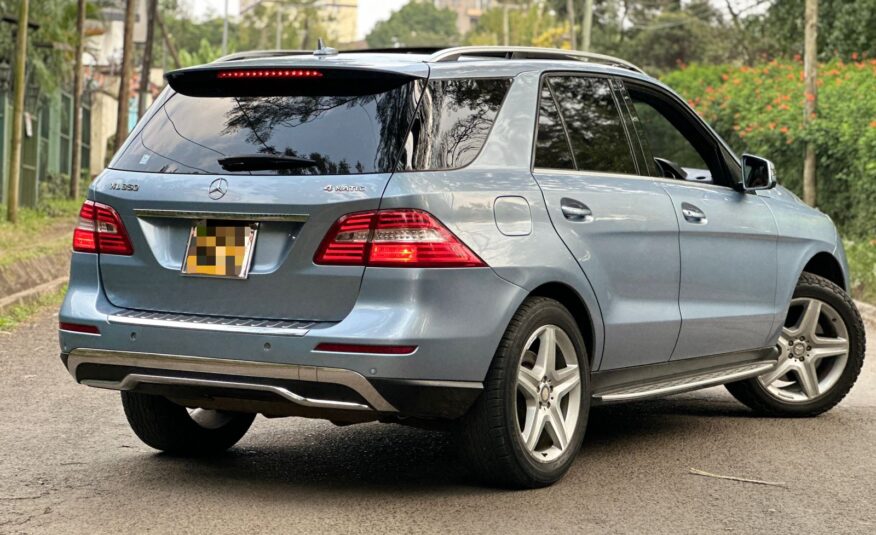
<box><xmin>1</xmin><ymin>311</ymin><xmax>874</xmax><ymax>534</ymax></box>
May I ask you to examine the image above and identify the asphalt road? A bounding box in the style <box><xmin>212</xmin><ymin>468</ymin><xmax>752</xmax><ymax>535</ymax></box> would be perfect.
<box><xmin>1</xmin><ymin>310</ymin><xmax>874</xmax><ymax>534</ymax></box>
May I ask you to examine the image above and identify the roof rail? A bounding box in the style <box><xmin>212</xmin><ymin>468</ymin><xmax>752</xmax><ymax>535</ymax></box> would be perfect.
<box><xmin>213</xmin><ymin>50</ymin><xmax>311</xmax><ymax>63</ymax></box>
<box><xmin>341</xmin><ymin>47</ymin><xmax>443</xmax><ymax>55</ymax></box>
<box><xmin>426</xmin><ymin>46</ymin><xmax>646</xmax><ymax>75</ymax></box>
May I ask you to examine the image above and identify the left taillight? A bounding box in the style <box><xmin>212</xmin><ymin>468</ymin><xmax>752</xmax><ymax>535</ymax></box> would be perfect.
<box><xmin>314</xmin><ymin>209</ymin><xmax>486</xmax><ymax>268</ymax></box>
<box><xmin>72</xmin><ymin>200</ymin><xmax>133</xmax><ymax>255</ymax></box>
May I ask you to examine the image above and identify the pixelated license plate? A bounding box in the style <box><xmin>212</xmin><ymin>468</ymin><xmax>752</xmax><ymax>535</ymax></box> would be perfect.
<box><xmin>181</xmin><ymin>221</ymin><xmax>258</xmax><ymax>279</ymax></box>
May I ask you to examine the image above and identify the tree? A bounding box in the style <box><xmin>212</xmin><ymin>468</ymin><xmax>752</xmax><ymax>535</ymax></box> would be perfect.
<box><xmin>467</xmin><ymin>3</ymin><xmax>569</xmax><ymax>49</ymax></box>
<box><xmin>366</xmin><ymin>1</ymin><xmax>458</xmax><ymax>48</ymax></box>
<box><xmin>5</xmin><ymin>0</ymin><xmax>29</xmax><ymax>223</ymax></box>
<box><xmin>761</xmin><ymin>0</ymin><xmax>876</xmax><ymax>60</ymax></box>
<box><xmin>71</xmin><ymin>0</ymin><xmax>87</xmax><ymax>199</ymax></box>
<box><xmin>115</xmin><ymin>0</ymin><xmax>137</xmax><ymax>153</ymax></box>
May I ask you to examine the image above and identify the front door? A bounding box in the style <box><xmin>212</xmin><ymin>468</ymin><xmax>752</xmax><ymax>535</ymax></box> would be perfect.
<box><xmin>622</xmin><ymin>81</ymin><xmax>779</xmax><ymax>359</ymax></box>
<box><xmin>532</xmin><ymin>74</ymin><xmax>682</xmax><ymax>370</ymax></box>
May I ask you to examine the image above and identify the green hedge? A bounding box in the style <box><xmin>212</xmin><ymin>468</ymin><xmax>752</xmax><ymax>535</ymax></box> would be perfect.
<box><xmin>661</xmin><ymin>58</ymin><xmax>876</xmax><ymax>238</ymax></box>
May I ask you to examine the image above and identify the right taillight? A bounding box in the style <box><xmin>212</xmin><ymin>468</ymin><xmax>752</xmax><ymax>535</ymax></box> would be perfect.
<box><xmin>314</xmin><ymin>209</ymin><xmax>486</xmax><ymax>268</ymax></box>
<box><xmin>72</xmin><ymin>200</ymin><xmax>133</xmax><ymax>255</ymax></box>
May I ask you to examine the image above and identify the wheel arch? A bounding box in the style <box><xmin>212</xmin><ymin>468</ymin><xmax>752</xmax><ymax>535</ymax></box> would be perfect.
<box><xmin>802</xmin><ymin>252</ymin><xmax>846</xmax><ymax>291</ymax></box>
<box><xmin>527</xmin><ymin>282</ymin><xmax>596</xmax><ymax>367</ymax></box>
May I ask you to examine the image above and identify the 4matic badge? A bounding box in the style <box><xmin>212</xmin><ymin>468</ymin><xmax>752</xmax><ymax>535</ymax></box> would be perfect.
<box><xmin>324</xmin><ymin>185</ymin><xmax>366</xmax><ymax>192</ymax></box>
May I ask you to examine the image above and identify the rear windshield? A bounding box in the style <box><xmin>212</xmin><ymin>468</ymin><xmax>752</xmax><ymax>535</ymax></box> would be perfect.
<box><xmin>112</xmin><ymin>77</ymin><xmax>512</xmax><ymax>176</ymax></box>
<box><xmin>112</xmin><ymin>82</ymin><xmax>418</xmax><ymax>175</ymax></box>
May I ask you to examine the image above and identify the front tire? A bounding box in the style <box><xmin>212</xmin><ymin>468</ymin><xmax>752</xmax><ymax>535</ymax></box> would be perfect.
<box><xmin>459</xmin><ymin>297</ymin><xmax>590</xmax><ymax>488</ymax></box>
<box><xmin>121</xmin><ymin>391</ymin><xmax>255</xmax><ymax>454</ymax></box>
<box><xmin>726</xmin><ymin>273</ymin><xmax>866</xmax><ymax>417</ymax></box>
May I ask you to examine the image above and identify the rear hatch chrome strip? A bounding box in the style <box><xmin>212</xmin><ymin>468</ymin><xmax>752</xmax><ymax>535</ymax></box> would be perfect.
<box><xmin>134</xmin><ymin>209</ymin><xmax>309</xmax><ymax>222</ymax></box>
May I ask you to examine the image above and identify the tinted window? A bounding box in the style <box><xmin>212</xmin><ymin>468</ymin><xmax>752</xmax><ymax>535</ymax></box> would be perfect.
<box><xmin>534</xmin><ymin>83</ymin><xmax>575</xmax><ymax>170</ymax></box>
<box><xmin>626</xmin><ymin>85</ymin><xmax>731</xmax><ymax>186</ymax></box>
<box><xmin>548</xmin><ymin>76</ymin><xmax>637</xmax><ymax>175</ymax></box>
<box><xmin>112</xmin><ymin>82</ymin><xmax>418</xmax><ymax>175</ymax></box>
<box><xmin>632</xmin><ymin>98</ymin><xmax>709</xmax><ymax>172</ymax></box>
<box><xmin>404</xmin><ymin>78</ymin><xmax>511</xmax><ymax>170</ymax></box>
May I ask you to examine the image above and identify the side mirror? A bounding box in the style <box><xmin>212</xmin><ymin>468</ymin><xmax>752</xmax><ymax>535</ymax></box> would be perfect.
<box><xmin>740</xmin><ymin>154</ymin><xmax>777</xmax><ymax>191</ymax></box>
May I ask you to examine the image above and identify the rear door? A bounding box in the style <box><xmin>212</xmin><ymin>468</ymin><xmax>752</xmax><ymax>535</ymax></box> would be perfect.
<box><xmin>621</xmin><ymin>81</ymin><xmax>779</xmax><ymax>359</ymax></box>
<box><xmin>532</xmin><ymin>74</ymin><xmax>681</xmax><ymax>370</ymax></box>
<box><xmin>96</xmin><ymin>66</ymin><xmax>423</xmax><ymax>322</ymax></box>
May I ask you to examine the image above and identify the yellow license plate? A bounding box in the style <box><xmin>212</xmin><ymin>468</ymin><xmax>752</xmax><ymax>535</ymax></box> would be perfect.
<box><xmin>181</xmin><ymin>221</ymin><xmax>258</xmax><ymax>279</ymax></box>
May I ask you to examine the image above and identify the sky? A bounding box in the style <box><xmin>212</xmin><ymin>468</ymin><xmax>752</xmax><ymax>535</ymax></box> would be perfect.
<box><xmin>182</xmin><ymin>0</ymin><xmax>409</xmax><ymax>40</ymax></box>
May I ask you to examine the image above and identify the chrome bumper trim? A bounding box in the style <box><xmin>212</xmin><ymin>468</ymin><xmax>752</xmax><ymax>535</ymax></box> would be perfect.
<box><xmin>108</xmin><ymin>309</ymin><xmax>317</xmax><ymax>337</ymax></box>
<box><xmin>66</xmin><ymin>348</ymin><xmax>397</xmax><ymax>412</ymax></box>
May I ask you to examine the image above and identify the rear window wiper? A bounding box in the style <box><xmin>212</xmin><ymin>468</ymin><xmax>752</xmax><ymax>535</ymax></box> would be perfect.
<box><xmin>217</xmin><ymin>154</ymin><xmax>317</xmax><ymax>172</ymax></box>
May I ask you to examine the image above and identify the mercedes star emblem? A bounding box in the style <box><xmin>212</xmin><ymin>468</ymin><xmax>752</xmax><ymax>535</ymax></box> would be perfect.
<box><xmin>208</xmin><ymin>178</ymin><xmax>228</xmax><ymax>200</ymax></box>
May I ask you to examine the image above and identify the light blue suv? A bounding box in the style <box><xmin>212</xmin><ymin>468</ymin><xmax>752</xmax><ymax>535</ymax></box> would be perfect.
<box><xmin>59</xmin><ymin>46</ymin><xmax>866</xmax><ymax>488</ymax></box>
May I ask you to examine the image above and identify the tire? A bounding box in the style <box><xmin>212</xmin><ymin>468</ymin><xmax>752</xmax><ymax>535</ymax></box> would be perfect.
<box><xmin>458</xmin><ymin>297</ymin><xmax>591</xmax><ymax>488</ymax></box>
<box><xmin>726</xmin><ymin>273</ymin><xmax>866</xmax><ymax>417</ymax></box>
<box><xmin>121</xmin><ymin>391</ymin><xmax>256</xmax><ymax>454</ymax></box>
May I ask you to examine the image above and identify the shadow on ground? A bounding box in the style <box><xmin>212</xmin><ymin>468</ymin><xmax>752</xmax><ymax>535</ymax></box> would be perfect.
<box><xmin>113</xmin><ymin>395</ymin><xmax>760</xmax><ymax>493</ymax></box>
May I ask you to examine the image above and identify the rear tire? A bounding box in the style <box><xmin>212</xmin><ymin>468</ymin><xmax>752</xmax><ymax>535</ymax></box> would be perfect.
<box><xmin>458</xmin><ymin>297</ymin><xmax>590</xmax><ymax>488</ymax></box>
<box><xmin>725</xmin><ymin>273</ymin><xmax>865</xmax><ymax>417</ymax></box>
<box><xmin>121</xmin><ymin>391</ymin><xmax>255</xmax><ymax>454</ymax></box>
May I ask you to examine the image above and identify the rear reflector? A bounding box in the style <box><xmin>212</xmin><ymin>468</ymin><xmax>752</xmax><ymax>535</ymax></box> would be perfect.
<box><xmin>72</xmin><ymin>200</ymin><xmax>133</xmax><ymax>255</ymax></box>
<box><xmin>314</xmin><ymin>343</ymin><xmax>417</xmax><ymax>355</ymax></box>
<box><xmin>217</xmin><ymin>69</ymin><xmax>323</xmax><ymax>79</ymax></box>
<box><xmin>59</xmin><ymin>322</ymin><xmax>100</xmax><ymax>335</ymax></box>
<box><xmin>314</xmin><ymin>209</ymin><xmax>486</xmax><ymax>268</ymax></box>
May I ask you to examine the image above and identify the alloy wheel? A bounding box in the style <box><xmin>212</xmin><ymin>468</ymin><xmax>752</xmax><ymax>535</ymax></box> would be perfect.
<box><xmin>516</xmin><ymin>324</ymin><xmax>582</xmax><ymax>462</ymax></box>
<box><xmin>758</xmin><ymin>297</ymin><xmax>850</xmax><ymax>402</ymax></box>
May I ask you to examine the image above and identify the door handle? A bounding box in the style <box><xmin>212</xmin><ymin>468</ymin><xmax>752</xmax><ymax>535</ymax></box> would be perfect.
<box><xmin>560</xmin><ymin>198</ymin><xmax>593</xmax><ymax>222</ymax></box>
<box><xmin>681</xmin><ymin>202</ymin><xmax>707</xmax><ymax>223</ymax></box>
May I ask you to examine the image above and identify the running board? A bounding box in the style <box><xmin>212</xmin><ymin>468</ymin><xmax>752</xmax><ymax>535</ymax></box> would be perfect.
<box><xmin>593</xmin><ymin>354</ymin><xmax>778</xmax><ymax>403</ymax></box>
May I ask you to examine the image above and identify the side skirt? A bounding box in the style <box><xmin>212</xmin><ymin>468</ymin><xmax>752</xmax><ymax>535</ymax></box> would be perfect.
<box><xmin>591</xmin><ymin>347</ymin><xmax>779</xmax><ymax>404</ymax></box>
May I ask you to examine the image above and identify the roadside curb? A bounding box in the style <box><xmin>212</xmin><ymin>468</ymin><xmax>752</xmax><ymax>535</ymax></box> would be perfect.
<box><xmin>0</xmin><ymin>276</ymin><xmax>68</xmax><ymax>313</ymax></box>
<box><xmin>0</xmin><ymin>251</ymin><xmax>70</xmax><ymax>315</ymax></box>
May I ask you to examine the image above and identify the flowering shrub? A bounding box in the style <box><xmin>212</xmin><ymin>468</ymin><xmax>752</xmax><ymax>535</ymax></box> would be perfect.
<box><xmin>662</xmin><ymin>58</ymin><xmax>876</xmax><ymax>238</ymax></box>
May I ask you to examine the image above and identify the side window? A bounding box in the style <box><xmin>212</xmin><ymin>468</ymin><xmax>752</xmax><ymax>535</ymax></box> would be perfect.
<box><xmin>534</xmin><ymin>83</ymin><xmax>575</xmax><ymax>170</ymax></box>
<box><xmin>406</xmin><ymin>78</ymin><xmax>512</xmax><ymax>171</ymax></box>
<box><xmin>548</xmin><ymin>76</ymin><xmax>638</xmax><ymax>175</ymax></box>
<box><xmin>626</xmin><ymin>86</ymin><xmax>729</xmax><ymax>186</ymax></box>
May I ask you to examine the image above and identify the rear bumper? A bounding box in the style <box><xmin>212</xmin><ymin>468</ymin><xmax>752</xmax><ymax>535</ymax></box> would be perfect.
<box><xmin>59</xmin><ymin>253</ymin><xmax>527</xmax><ymax>418</ymax></box>
<box><xmin>62</xmin><ymin>348</ymin><xmax>482</xmax><ymax>419</ymax></box>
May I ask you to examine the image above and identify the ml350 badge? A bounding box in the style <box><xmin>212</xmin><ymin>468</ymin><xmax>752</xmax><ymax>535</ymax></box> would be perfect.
<box><xmin>181</xmin><ymin>221</ymin><xmax>258</xmax><ymax>279</ymax></box>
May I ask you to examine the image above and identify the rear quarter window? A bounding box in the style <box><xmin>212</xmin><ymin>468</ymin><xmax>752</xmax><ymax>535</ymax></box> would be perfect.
<box><xmin>403</xmin><ymin>78</ymin><xmax>512</xmax><ymax>171</ymax></box>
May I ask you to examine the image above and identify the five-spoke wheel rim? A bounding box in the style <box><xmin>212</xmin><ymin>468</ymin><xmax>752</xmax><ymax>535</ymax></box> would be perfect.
<box><xmin>516</xmin><ymin>324</ymin><xmax>582</xmax><ymax>463</ymax></box>
<box><xmin>758</xmin><ymin>297</ymin><xmax>849</xmax><ymax>403</ymax></box>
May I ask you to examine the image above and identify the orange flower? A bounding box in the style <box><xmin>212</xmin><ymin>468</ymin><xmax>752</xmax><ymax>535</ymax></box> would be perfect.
<box><xmin>769</xmin><ymin>122</ymin><xmax>777</xmax><ymax>130</ymax></box>
<box><xmin>721</xmin><ymin>73</ymin><xmax>729</xmax><ymax>81</ymax></box>
<box><xmin>805</xmin><ymin>92</ymin><xmax>816</xmax><ymax>102</ymax></box>
<box><xmin>870</xmin><ymin>120</ymin><xmax>876</xmax><ymax>128</ymax></box>
<box><xmin>766</xmin><ymin>104</ymin><xmax>773</xmax><ymax>111</ymax></box>
<box><xmin>852</xmin><ymin>52</ymin><xmax>859</xmax><ymax>60</ymax></box>
<box><xmin>780</xmin><ymin>126</ymin><xmax>789</xmax><ymax>134</ymax></box>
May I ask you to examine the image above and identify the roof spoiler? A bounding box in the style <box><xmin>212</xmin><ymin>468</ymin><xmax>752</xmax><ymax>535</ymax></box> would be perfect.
<box><xmin>165</xmin><ymin>66</ymin><xmax>423</xmax><ymax>98</ymax></box>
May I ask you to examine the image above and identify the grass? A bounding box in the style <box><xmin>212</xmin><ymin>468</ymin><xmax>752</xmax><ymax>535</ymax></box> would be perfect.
<box><xmin>846</xmin><ymin>239</ymin><xmax>876</xmax><ymax>304</ymax></box>
<box><xmin>0</xmin><ymin>197</ymin><xmax>81</xmax><ymax>267</ymax></box>
<box><xmin>0</xmin><ymin>283</ymin><xmax>67</xmax><ymax>333</ymax></box>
